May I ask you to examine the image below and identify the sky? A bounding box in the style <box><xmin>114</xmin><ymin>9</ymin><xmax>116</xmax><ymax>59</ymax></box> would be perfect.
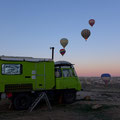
<box><xmin>0</xmin><ymin>0</ymin><xmax>120</xmax><ymax>77</ymax></box>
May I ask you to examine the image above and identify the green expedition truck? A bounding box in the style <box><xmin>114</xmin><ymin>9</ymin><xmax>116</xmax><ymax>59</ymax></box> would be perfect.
<box><xmin>0</xmin><ymin>56</ymin><xmax>81</xmax><ymax>110</ymax></box>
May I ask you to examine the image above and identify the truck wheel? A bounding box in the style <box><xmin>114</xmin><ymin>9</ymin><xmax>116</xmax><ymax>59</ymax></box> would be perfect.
<box><xmin>13</xmin><ymin>93</ymin><xmax>32</xmax><ymax>110</ymax></box>
<box><xmin>63</xmin><ymin>90</ymin><xmax>76</xmax><ymax>104</ymax></box>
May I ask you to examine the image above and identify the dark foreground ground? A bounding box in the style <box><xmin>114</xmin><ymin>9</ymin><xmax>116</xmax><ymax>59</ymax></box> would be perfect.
<box><xmin>0</xmin><ymin>98</ymin><xmax>120</xmax><ymax>120</ymax></box>
<box><xmin>0</xmin><ymin>77</ymin><xmax>120</xmax><ymax>120</ymax></box>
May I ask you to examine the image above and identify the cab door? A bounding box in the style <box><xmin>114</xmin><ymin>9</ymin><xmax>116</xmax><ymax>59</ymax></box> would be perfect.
<box><xmin>55</xmin><ymin>68</ymin><xmax>64</xmax><ymax>89</ymax></box>
<box><xmin>55</xmin><ymin>68</ymin><xmax>78</xmax><ymax>90</ymax></box>
<box><xmin>62</xmin><ymin>68</ymin><xmax>77</xmax><ymax>89</ymax></box>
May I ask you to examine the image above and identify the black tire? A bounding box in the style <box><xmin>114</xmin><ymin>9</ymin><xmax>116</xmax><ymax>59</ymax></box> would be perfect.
<box><xmin>63</xmin><ymin>90</ymin><xmax>76</xmax><ymax>104</ymax></box>
<box><xmin>13</xmin><ymin>93</ymin><xmax>32</xmax><ymax>110</ymax></box>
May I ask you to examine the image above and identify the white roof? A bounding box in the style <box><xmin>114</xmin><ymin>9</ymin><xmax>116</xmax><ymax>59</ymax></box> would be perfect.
<box><xmin>0</xmin><ymin>56</ymin><xmax>52</xmax><ymax>62</ymax></box>
<box><xmin>55</xmin><ymin>61</ymin><xmax>73</xmax><ymax>65</ymax></box>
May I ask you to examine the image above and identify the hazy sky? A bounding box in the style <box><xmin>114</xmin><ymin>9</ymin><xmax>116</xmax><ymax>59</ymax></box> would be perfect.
<box><xmin>0</xmin><ymin>0</ymin><xmax>120</xmax><ymax>77</ymax></box>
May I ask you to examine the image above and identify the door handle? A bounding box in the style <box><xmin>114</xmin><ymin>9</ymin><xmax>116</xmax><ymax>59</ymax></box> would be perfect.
<box><xmin>25</xmin><ymin>76</ymin><xmax>31</xmax><ymax>78</ymax></box>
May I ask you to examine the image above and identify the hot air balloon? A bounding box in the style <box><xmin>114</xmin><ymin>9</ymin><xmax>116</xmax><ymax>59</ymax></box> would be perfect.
<box><xmin>60</xmin><ymin>38</ymin><xmax>68</xmax><ymax>48</ymax></box>
<box><xmin>101</xmin><ymin>73</ymin><xmax>111</xmax><ymax>86</ymax></box>
<box><xmin>60</xmin><ymin>49</ymin><xmax>66</xmax><ymax>56</ymax></box>
<box><xmin>81</xmin><ymin>29</ymin><xmax>91</xmax><ymax>41</ymax></box>
<box><xmin>89</xmin><ymin>19</ymin><xmax>95</xmax><ymax>27</ymax></box>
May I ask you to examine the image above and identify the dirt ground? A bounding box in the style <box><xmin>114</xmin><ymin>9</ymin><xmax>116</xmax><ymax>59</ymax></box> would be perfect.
<box><xmin>0</xmin><ymin>77</ymin><xmax>120</xmax><ymax>120</ymax></box>
<box><xmin>0</xmin><ymin>97</ymin><xmax>120</xmax><ymax>120</ymax></box>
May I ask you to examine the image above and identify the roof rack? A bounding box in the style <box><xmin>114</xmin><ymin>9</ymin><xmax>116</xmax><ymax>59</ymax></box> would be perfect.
<box><xmin>0</xmin><ymin>56</ymin><xmax>53</xmax><ymax>62</ymax></box>
<box><xmin>55</xmin><ymin>61</ymin><xmax>74</xmax><ymax>66</ymax></box>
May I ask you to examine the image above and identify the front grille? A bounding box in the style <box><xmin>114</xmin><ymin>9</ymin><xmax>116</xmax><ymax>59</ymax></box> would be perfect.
<box><xmin>5</xmin><ymin>84</ymin><xmax>33</xmax><ymax>92</ymax></box>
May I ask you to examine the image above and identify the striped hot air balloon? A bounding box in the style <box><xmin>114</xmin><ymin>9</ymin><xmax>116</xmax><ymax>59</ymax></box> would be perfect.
<box><xmin>60</xmin><ymin>49</ymin><xmax>66</xmax><ymax>56</ymax></box>
<box><xmin>101</xmin><ymin>73</ymin><xmax>111</xmax><ymax>86</ymax></box>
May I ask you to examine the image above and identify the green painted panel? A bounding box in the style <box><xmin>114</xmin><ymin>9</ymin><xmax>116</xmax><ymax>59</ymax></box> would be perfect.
<box><xmin>0</xmin><ymin>60</ymin><xmax>55</xmax><ymax>92</ymax></box>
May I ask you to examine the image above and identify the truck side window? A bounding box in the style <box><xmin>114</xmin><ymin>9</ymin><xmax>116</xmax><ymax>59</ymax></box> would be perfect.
<box><xmin>55</xmin><ymin>69</ymin><xmax>62</xmax><ymax>78</ymax></box>
<box><xmin>2</xmin><ymin>64</ymin><xmax>22</xmax><ymax>75</ymax></box>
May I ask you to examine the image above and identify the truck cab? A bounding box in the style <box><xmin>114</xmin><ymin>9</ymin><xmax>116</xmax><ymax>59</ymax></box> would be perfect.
<box><xmin>55</xmin><ymin>61</ymin><xmax>81</xmax><ymax>103</ymax></box>
<box><xmin>55</xmin><ymin>61</ymin><xmax>81</xmax><ymax>91</ymax></box>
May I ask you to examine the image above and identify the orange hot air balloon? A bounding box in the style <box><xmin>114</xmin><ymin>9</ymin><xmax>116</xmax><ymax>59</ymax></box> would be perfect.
<box><xmin>60</xmin><ymin>49</ymin><xmax>66</xmax><ymax>56</ymax></box>
<box><xmin>81</xmin><ymin>29</ymin><xmax>91</xmax><ymax>41</ymax></box>
<box><xmin>89</xmin><ymin>19</ymin><xmax>95</xmax><ymax>27</ymax></box>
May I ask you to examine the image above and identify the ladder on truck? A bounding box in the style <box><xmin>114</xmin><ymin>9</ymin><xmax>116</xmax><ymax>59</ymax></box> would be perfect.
<box><xmin>28</xmin><ymin>92</ymin><xmax>52</xmax><ymax>112</ymax></box>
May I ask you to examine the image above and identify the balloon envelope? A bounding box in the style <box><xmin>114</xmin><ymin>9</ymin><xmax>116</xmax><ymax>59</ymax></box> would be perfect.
<box><xmin>81</xmin><ymin>29</ymin><xmax>91</xmax><ymax>41</ymax></box>
<box><xmin>101</xmin><ymin>73</ymin><xmax>111</xmax><ymax>85</ymax></box>
<box><xmin>89</xmin><ymin>19</ymin><xmax>95</xmax><ymax>26</ymax></box>
<box><xmin>60</xmin><ymin>49</ymin><xmax>66</xmax><ymax>56</ymax></box>
<box><xmin>60</xmin><ymin>38</ymin><xmax>68</xmax><ymax>48</ymax></box>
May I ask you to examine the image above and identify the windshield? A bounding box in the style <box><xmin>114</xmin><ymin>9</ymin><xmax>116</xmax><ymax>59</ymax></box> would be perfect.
<box><xmin>62</xmin><ymin>68</ymin><xmax>75</xmax><ymax>77</ymax></box>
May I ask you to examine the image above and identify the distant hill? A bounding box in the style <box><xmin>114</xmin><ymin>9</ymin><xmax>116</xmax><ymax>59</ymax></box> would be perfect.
<box><xmin>79</xmin><ymin>77</ymin><xmax>120</xmax><ymax>91</ymax></box>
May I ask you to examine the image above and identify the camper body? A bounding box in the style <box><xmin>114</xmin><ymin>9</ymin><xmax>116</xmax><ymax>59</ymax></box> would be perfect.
<box><xmin>0</xmin><ymin>56</ymin><xmax>81</xmax><ymax>110</ymax></box>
